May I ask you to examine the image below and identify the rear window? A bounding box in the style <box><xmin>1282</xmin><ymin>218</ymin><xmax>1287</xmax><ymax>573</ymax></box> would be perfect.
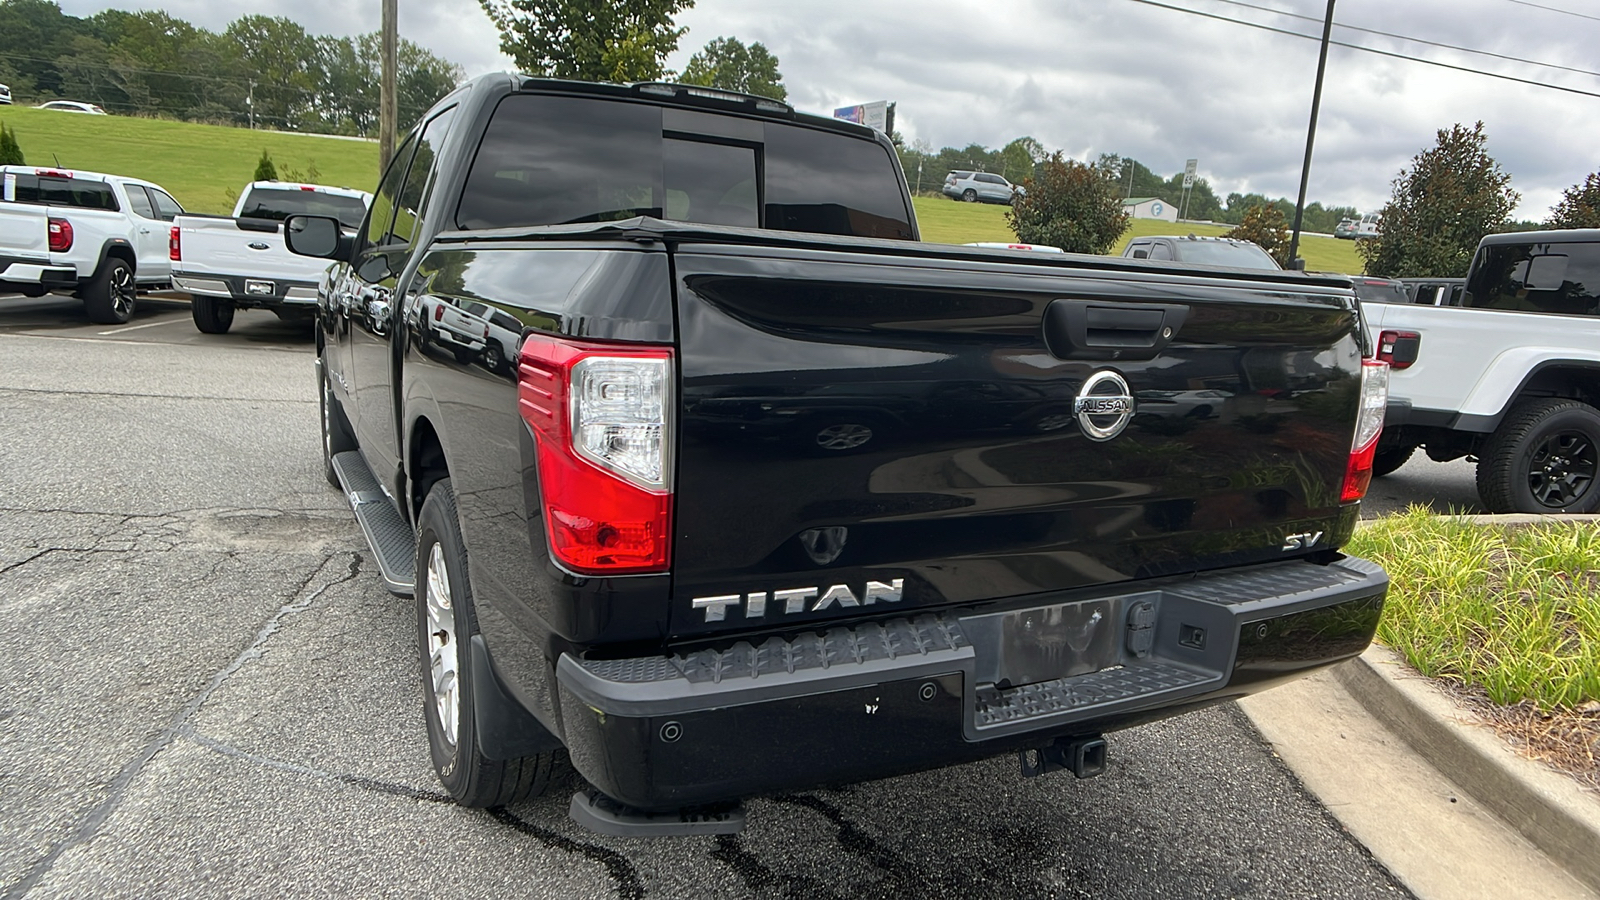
<box><xmin>1175</xmin><ymin>241</ymin><xmax>1279</xmax><ymax>270</ymax></box>
<box><xmin>1353</xmin><ymin>279</ymin><xmax>1409</xmax><ymax>303</ymax></box>
<box><xmin>3</xmin><ymin>173</ymin><xmax>119</xmax><ymax>211</ymax></box>
<box><xmin>457</xmin><ymin>93</ymin><xmax>912</xmax><ymax>240</ymax></box>
<box><xmin>240</xmin><ymin>187</ymin><xmax>368</xmax><ymax>230</ymax></box>
<box><xmin>1466</xmin><ymin>241</ymin><xmax>1600</xmax><ymax>317</ymax></box>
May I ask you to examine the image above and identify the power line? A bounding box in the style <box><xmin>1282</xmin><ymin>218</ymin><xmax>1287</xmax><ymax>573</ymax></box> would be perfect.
<box><xmin>1121</xmin><ymin>0</ymin><xmax>1600</xmax><ymax>100</ymax></box>
<box><xmin>1206</xmin><ymin>0</ymin><xmax>1600</xmax><ymax>81</ymax></box>
<box><xmin>1502</xmin><ymin>0</ymin><xmax>1600</xmax><ymax>23</ymax></box>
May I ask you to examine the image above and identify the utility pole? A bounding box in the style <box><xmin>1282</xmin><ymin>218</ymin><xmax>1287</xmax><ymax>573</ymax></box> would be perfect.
<box><xmin>1287</xmin><ymin>0</ymin><xmax>1336</xmax><ymax>269</ymax></box>
<box><xmin>247</xmin><ymin>81</ymin><xmax>255</xmax><ymax>131</ymax></box>
<box><xmin>380</xmin><ymin>0</ymin><xmax>398</xmax><ymax>171</ymax></box>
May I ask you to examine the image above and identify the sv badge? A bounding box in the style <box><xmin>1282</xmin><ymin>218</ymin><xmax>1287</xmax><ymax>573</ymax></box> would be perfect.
<box><xmin>1282</xmin><ymin>531</ymin><xmax>1324</xmax><ymax>551</ymax></box>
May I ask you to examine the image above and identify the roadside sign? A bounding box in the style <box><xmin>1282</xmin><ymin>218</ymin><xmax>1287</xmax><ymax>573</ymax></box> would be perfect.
<box><xmin>834</xmin><ymin>101</ymin><xmax>889</xmax><ymax>134</ymax></box>
<box><xmin>1183</xmin><ymin>158</ymin><xmax>1197</xmax><ymax>189</ymax></box>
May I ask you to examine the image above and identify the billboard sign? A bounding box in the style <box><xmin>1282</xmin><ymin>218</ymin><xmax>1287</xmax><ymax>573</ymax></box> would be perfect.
<box><xmin>834</xmin><ymin>100</ymin><xmax>889</xmax><ymax>134</ymax></box>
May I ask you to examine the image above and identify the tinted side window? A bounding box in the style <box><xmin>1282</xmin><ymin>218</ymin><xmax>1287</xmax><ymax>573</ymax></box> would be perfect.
<box><xmin>1148</xmin><ymin>242</ymin><xmax>1173</xmax><ymax>261</ymax></box>
<box><xmin>764</xmin><ymin>123</ymin><xmax>912</xmax><ymax>240</ymax></box>
<box><xmin>392</xmin><ymin>105</ymin><xmax>458</xmax><ymax>245</ymax></box>
<box><xmin>365</xmin><ymin>134</ymin><xmax>418</xmax><ymax>249</ymax></box>
<box><xmin>1467</xmin><ymin>242</ymin><xmax>1600</xmax><ymax>317</ymax></box>
<box><xmin>125</xmin><ymin>186</ymin><xmax>157</xmax><ymax>219</ymax></box>
<box><xmin>147</xmin><ymin>188</ymin><xmax>183</xmax><ymax>221</ymax></box>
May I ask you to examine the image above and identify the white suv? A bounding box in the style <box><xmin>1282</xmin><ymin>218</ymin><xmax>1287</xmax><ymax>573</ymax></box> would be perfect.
<box><xmin>0</xmin><ymin>83</ymin><xmax>12</xmax><ymax>105</ymax></box>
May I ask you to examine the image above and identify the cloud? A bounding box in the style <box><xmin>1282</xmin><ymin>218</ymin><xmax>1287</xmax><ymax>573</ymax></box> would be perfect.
<box><xmin>57</xmin><ymin>0</ymin><xmax>1600</xmax><ymax>218</ymax></box>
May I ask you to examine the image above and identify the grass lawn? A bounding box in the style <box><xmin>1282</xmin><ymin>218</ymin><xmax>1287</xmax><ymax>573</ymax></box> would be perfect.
<box><xmin>912</xmin><ymin>195</ymin><xmax>1368</xmax><ymax>275</ymax></box>
<box><xmin>0</xmin><ymin>107</ymin><xmax>378</xmax><ymax>214</ymax></box>
<box><xmin>1349</xmin><ymin>509</ymin><xmax>1599</xmax><ymax>783</ymax></box>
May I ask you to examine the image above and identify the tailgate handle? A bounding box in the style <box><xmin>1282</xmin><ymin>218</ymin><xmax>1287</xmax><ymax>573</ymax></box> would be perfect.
<box><xmin>1042</xmin><ymin>299</ymin><xmax>1189</xmax><ymax>361</ymax></box>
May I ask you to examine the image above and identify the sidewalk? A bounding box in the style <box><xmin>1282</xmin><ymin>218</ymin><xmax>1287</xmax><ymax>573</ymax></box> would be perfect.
<box><xmin>1240</xmin><ymin>646</ymin><xmax>1600</xmax><ymax>900</ymax></box>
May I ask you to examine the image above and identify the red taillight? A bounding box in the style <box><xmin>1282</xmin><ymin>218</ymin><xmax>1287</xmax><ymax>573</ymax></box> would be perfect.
<box><xmin>518</xmin><ymin>334</ymin><xmax>674</xmax><ymax>574</ymax></box>
<box><xmin>169</xmin><ymin>225</ymin><xmax>181</xmax><ymax>261</ymax></box>
<box><xmin>433</xmin><ymin>303</ymin><xmax>445</xmax><ymax>321</ymax></box>
<box><xmin>47</xmin><ymin>217</ymin><xmax>73</xmax><ymax>252</ymax></box>
<box><xmin>1342</xmin><ymin>359</ymin><xmax>1390</xmax><ymax>503</ymax></box>
<box><xmin>1376</xmin><ymin>329</ymin><xmax>1419</xmax><ymax>370</ymax></box>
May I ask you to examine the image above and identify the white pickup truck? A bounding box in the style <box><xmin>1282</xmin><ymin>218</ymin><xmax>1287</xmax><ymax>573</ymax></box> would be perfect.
<box><xmin>1364</xmin><ymin>228</ymin><xmax>1600</xmax><ymax>513</ymax></box>
<box><xmin>171</xmin><ymin>181</ymin><xmax>372</xmax><ymax>334</ymax></box>
<box><xmin>0</xmin><ymin>166</ymin><xmax>184</xmax><ymax>323</ymax></box>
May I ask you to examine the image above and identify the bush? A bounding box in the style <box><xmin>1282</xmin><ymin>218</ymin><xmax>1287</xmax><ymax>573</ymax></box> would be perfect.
<box><xmin>1547</xmin><ymin>172</ymin><xmax>1600</xmax><ymax>230</ymax></box>
<box><xmin>1223</xmin><ymin>203</ymin><xmax>1291</xmax><ymax>266</ymax></box>
<box><xmin>0</xmin><ymin>123</ymin><xmax>24</xmax><ymax>166</ymax></box>
<box><xmin>1007</xmin><ymin>152</ymin><xmax>1129</xmax><ymax>254</ymax></box>
<box><xmin>253</xmin><ymin>149</ymin><xmax>277</xmax><ymax>182</ymax></box>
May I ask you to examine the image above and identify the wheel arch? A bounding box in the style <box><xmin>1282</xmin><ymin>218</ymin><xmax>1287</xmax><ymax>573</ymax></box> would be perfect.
<box><xmin>407</xmin><ymin>413</ymin><xmax>449</xmax><ymax>525</ymax></box>
<box><xmin>92</xmin><ymin>239</ymin><xmax>137</xmax><ymax>281</ymax></box>
<box><xmin>1456</xmin><ymin>359</ymin><xmax>1600</xmax><ymax>432</ymax></box>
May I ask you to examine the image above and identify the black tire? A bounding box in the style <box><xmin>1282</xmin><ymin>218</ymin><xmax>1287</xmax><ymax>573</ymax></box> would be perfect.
<box><xmin>319</xmin><ymin>358</ymin><xmax>356</xmax><ymax>489</ymax></box>
<box><xmin>1475</xmin><ymin>399</ymin><xmax>1600</xmax><ymax>513</ymax></box>
<box><xmin>416</xmin><ymin>478</ymin><xmax>558</xmax><ymax>807</ymax></box>
<box><xmin>192</xmin><ymin>296</ymin><xmax>235</xmax><ymax>334</ymax></box>
<box><xmin>482</xmin><ymin>341</ymin><xmax>505</xmax><ymax>374</ymax></box>
<box><xmin>962</xmin><ymin>188</ymin><xmax>978</xmax><ymax>203</ymax></box>
<box><xmin>19</xmin><ymin>284</ymin><xmax>47</xmax><ymax>298</ymax></box>
<box><xmin>1371</xmin><ymin>442</ymin><xmax>1417</xmax><ymax>478</ymax></box>
<box><xmin>83</xmin><ymin>257</ymin><xmax>136</xmax><ymax>324</ymax></box>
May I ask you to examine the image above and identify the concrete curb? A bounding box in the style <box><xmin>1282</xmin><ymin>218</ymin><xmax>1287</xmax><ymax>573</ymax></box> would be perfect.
<box><xmin>1338</xmin><ymin>646</ymin><xmax>1600</xmax><ymax>894</ymax></box>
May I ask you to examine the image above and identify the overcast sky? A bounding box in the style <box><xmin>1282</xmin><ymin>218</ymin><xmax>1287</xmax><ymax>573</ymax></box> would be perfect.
<box><xmin>59</xmin><ymin>0</ymin><xmax>1600</xmax><ymax>219</ymax></box>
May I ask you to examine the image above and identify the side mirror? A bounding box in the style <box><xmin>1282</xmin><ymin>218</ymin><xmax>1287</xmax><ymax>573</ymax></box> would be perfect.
<box><xmin>285</xmin><ymin>215</ymin><xmax>344</xmax><ymax>259</ymax></box>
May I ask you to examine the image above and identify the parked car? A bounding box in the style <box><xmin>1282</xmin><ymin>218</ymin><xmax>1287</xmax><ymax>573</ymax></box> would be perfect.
<box><xmin>35</xmin><ymin>100</ymin><xmax>107</xmax><ymax>115</ymax></box>
<box><xmin>1333</xmin><ymin>218</ymin><xmax>1357</xmax><ymax>239</ymax></box>
<box><xmin>942</xmin><ymin>170</ymin><xmax>1023</xmax><ymax>204</ymax></box>
<box><xmin>964</xmin><ymin>241</ymin><xmax>1064</xmax><ymax>253</ymax></box>
<box><xmin>1364</xmin><ymin>228</ymin><xmax>1600</xmax><ymax>511</ymax></box>
<box><xmin>289</xmin><ymin>73</ymin><xmax>1388</xmax><ymax>835</ymax></box>
<box><xmin>1122</xmin><ymin>235</ymin><xmax>1280</xmax><ymax>270</ymax></box>
<box><xmin>0</xmin><ymin>83</ymin><xmax>12</xmax><ymax>105</ymax></box>
<box><xmin>0</xmin><ymin>165</ymin><xmax>183</xmax><ymax>322</ymax></box>
<box><xmin>171</xmin><ymin>180</ymin><xmax>372</xmax><ymax>334</ymax></box>
<box><xmin>1353</xmin><ymin>213</ymin><xmax>1381</xmax><ymax>239</ymax></box>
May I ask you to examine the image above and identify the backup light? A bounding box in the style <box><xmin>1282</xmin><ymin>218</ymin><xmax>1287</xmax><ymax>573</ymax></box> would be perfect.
<box><xmin>1342</xmin><ymin>359</ymin><xmax>1389</xmax><ymax>503</ymax></box>
<box><xmin>518</xmin><ymin>335</ymin><xmax>674</xmax><ymax>574</ymax></box>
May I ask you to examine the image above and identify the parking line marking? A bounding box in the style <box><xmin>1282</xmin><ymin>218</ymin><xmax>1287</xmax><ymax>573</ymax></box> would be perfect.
<box><xmin>98</xmin><ymin>318</ymin><xmax>183</xmax><ymax>336</ymax></box>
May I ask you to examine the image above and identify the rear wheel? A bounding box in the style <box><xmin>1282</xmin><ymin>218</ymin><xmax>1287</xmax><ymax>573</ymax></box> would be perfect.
<box><xmin>1476</xmin><ymin>399</ymin><xmax>1600</xmax><ymax>513</ymax></box>
<box><xmin>83</xmin><ymin>258</ymin><xmax>136</xmax><ymax>324</ymax></box>
<box><xmin>192</xmin><ymin>296</ymin><xmax>235</xmax><ymax>334</ymax></box>
<box><xmin>416</xmin><ymin>478</ymin><xmax>559</xmax><ymax>807</ymax></box>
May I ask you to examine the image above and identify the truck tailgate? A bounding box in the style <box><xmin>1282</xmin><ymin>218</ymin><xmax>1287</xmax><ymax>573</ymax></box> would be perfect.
<box><xmin>173</xmin><ymin>216</ymin><xmax>326</xmax><ymax>282</ymax></box>
<box><xmin>0</xmin><ymin>204</ymin><xmax>48</xmax><ymax>260</ymax></box>
<box><xmin>670</xmin><ymin>246</ymin><xmax>1365</xmax><ymax>638</ymax></box>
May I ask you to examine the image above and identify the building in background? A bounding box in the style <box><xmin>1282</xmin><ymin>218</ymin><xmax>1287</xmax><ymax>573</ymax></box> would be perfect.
<box><xmin>1123</xmin><ymin>197</ymin><xmax>1178</xmax><ymax>222</ymax></box>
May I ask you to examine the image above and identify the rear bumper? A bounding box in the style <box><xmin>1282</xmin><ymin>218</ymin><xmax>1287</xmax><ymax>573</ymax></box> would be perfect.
<box><xmin>554</xmin><ymin>555</ymin><xmax>1387</xmax><ymax>810</ymax></box>
<box><xmin>0</xmin><ymin>258</ymin><xmax>77</xmax><ymax>290</ymax></box>
<box><xmin>172</xmin><ymin>272</ymin><xmax>318</xmax><ymax>305</ymax></box>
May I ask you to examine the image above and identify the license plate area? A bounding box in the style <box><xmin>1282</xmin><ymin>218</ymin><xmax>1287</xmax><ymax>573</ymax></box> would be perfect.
<box><xmin>245</xmin><ymin>279</ymin><xmax>275</xmax><ymax>296</ymax></box>
<box><xmin>958</xmin><ymin>591</ymin><xmax>1235</xmax><ymax>740</ymax></box>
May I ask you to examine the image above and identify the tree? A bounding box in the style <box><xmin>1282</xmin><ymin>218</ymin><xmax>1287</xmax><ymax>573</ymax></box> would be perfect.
<box><xmin>224</xmin><ymin>16</ymin><xmax>316</xmax><ymax>129</ymax></box>
<box><xmin>253</xmin><ymin>149</ymin><xmax>277</xmax><ymax>182</ymax></box>
<box><xmin>1360</xmin><ymin>122</ymin><xmax>1518</xmax><ymax>278</ymax></box>
<box><xmin>1007</xmin><ymin>152</ymin><xmax>1129</xmax><ymax>254</ymax></box>
<box><xmin>1224</xmin><ymin>203</ymin><xmax>1291</xmax><ymax>266</ymax></box>
<box><xmin>998</xmin><ymin>136</ymin><xmax>1045</xmax><ymax>185</ymax></box>
<box><xmin>0</xmin><ymin>123</ymin><xmax>24</xmax><ymax>166</ymax></box>
<box><xmin>479</xmin><ymin>0</ymin><xmax>694</xmax><ymax>82</ymax></box>
<box><xmin>1547</xmin><ymin>172</ymin><xmax>1600</xmax><ymax>230</ymax></box>
<box><xmin>680</xmin><ymin>36</ymin><xmax>785</xmax><ymax>100</ymax></box>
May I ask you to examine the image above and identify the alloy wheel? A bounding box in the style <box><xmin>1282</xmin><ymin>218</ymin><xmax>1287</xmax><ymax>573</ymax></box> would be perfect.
<box><xmin>1528</xmin><ymin>430</ymin><xmax>1596</xmax><ymax>508</ymax></box>
<box><xmin>424</xmin><ymin>542</ymin><xmax>461</xmax><ymax>747</ymax></box>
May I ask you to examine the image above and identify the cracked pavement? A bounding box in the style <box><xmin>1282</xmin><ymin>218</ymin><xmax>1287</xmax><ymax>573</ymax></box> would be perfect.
<box><xmin>0</xmin><ymin>297</ymin><xmax>1416</xmax><ymax>898</ymax></box>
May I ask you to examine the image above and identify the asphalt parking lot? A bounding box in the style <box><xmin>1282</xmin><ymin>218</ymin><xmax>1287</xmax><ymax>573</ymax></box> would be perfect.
<box><xmin>0</xmin><ymin>294</ymin><xmax>1432</xmax><ymax>898</ymax></box>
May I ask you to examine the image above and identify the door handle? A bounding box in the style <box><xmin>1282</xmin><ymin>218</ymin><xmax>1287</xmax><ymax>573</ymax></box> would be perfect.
<box><xmin>1042</xmin><ymin>299</ymin><xmax>1189</xmax><ymax>361</ymax></box>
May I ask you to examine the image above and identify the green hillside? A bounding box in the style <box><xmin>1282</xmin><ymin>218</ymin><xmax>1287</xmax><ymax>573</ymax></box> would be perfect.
<box><xmin>0</xmin><ymin>108</ymin><xmax>378</xmax><ymax>214</ymax></box>
<box><xmin>912</xmin><ymin>196</ymin><xmax>1367</xmax><ymax>275</ymax></box>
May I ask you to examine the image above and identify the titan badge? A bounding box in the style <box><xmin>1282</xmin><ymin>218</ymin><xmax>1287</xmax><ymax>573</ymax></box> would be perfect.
<box><xmin>693</xmin><ymin>579</ymin><xmax>904</xmax><ymax>623</ymax></box>
<box><xmin>1074</xmin><ymin>370</ymin><xmax>1135</xmax><ymax>441</ymax></box>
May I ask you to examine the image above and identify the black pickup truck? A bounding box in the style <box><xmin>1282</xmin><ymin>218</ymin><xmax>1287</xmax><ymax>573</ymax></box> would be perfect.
<box><xmin>287</xmin><ymin>74</ymin><xmax>1390</xmax><ymax>836</ymax></box>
